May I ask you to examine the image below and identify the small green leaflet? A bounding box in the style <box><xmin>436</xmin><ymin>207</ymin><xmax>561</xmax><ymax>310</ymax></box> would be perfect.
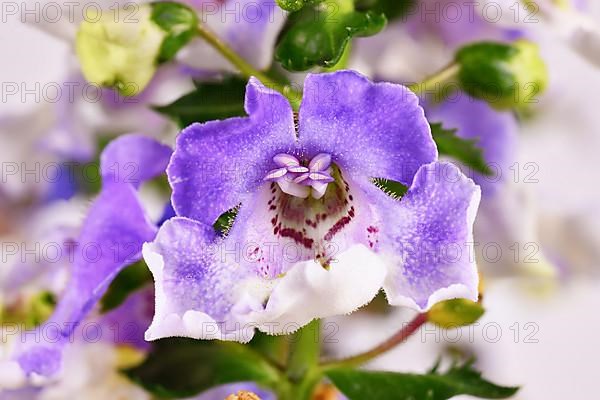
<box><xmin>213</xmin><ymin>207</ymin><xmax>239</xmax><ymax>236</ymax></box>
<box><xmin>355</xmin><ymin>0</ymin><xmax>417</xmax><ymax>21</ymax></box>
<box><xmin>430</xmin><ymin>122</ymin><xmax>493</xmax><ymax>176</ymax></box>
<box><xmin>373</xmin><ymin>178</ymin><xmax>408</xmax><ymax>199</ymax></box>
<box><xmin>326</xmin><ymin>360</ymin><xmax>519</xmax><ymax>400</ymax></box>
<box><xmin>276</xmin><ymin>0</ymin><xmax>325</xmax><ymax>12</ymax></box>
<box><xmin>150</xmin><ymin>2</ymin><xmax>199</xmax><ymax>62</ymax></box>
<box><xmin>125</xmin><ymin>338</ymin><xmax>281</xmax><ymax>398</ymax></box>
<box><xmin>276</xmin><ymin>0</ymin><xmax>386</xmax><ymax>71</ymax></box>
<box><xmin>154</xmin><ymin>78</ymin><xmax>247</xmax><ymax>128</ymax></box>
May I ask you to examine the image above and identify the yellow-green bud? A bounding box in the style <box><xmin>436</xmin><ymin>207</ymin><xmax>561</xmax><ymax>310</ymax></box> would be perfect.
<box><xmin>427</xmin><ymin>299</ymin><xmax>485</xmax><ymax>328</ymax></box>
<box><xmin>455</xmin><ymin>39</ymin><xmax>548</xmax><ymax>110</ymax></box>
<box><xmin>76</xmin><ymin>5</ymin><xmax>165</xmax><ymax>96</ymax></box>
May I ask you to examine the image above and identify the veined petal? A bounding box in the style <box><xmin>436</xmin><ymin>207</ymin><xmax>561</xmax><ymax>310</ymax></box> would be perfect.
<box><xmin>169</xmin><ymin>78</ymin><xmax>296</xmax><ymax>225</ymax></box>
<box><xmin>298</xmin><ymin>71</ymin><xmax>437</xmax><ymax>186</ymax></box>
<box><xmin>264</xmin><ymin>167</ymin><xmax>288</xmax><ymax>181</ymax></box>
<box><xmin>274</xmin><ymin>153</ymin><xmax>300</xmax><ymax>167</ymax></box>
<box><xmin>248</xmin><ymin>245</ymin><xmax>387</xmax><ymax>334</ymax></box>
<box><xmin>13</xmin><ymin>135</ymin><xmax>171</xmax><ymax>379</ymax></box>
<box><xmin>293</xmin><ymin>173</ymin><xmax>310</xmax><ymax>184</ymax></box>
<box><xmin>372</xmin><ymin>162</ymin><xmax>481</xmax><ymax>311</ymax></box>
<box><xmin>144</xmin><ymin>218</ymin><xmax>257</xmax><ymax>342</ymax></box>
<box><xmin>287</xmin><ymin>166</ymin><xmax>309</xmax><ymax>173</ymax></box>
<box><xmin>309</xmin><ymin>153</ymin><xmax>332</xmax><ymax>171</ymax></box>
<box><xmin>309</xmin><ymin>171</ymin><xmax>335</xmax><ymax>182</ymax></box>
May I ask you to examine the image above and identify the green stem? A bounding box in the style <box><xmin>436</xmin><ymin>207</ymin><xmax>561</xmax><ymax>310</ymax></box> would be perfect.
<box><xmin>287</xmin><ymin>319</ymin><xmax>321</xmax><ymax>381</ymax></box>
<box><xmin>408</xmin><ymin>63</ymin><xmax>460</xmax><ymax>97</ymax></box>
<box><xmin>196</xmin><ymin>23</ymin><xmax>302</xmax><ymax>110</ymax></box>
<box><xmin>278</xmin><ymin>320</ymin><xmax>322</xmax><ymax>400</ymax></box>
<box><xmin>321</xmin><ymin>313</ymin><xmax>428</xmax><ymax>370</ymax></box>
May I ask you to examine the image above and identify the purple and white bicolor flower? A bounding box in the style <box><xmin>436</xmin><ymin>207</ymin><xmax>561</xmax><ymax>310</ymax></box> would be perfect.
<box><xmin>143</xmin><ymin>70</ymin><xmax>481</xmax><ymax>342</ymax></box>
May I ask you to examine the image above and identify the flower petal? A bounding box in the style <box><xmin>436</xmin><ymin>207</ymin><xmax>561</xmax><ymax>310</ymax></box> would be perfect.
<box><xmin>277</xmin><ymin>176</ymin><xmax>310</xmax><ymax>198</ymax></box>
<box><xmin>169</xmin><ymin>77</ymin><xmax>296</xmax><ymax>225</ymax></box>
<box><xmin>308</xmin><ymin>153</ymin><xmax>332</xmax><ymax>171</ymax></box>
<box><xmin>309</xmin><ymin>171</ymin><xmax>335</xmax><ymax>182</ymax></box>
<box><xmin>298</xmin><ymin>71</ymin><xmax>437</xmax><ymax>186</ymax></box>
<box><xmin>144</xmin><ymin>217</ymin><xmax>257</xmax><ymax>342</ymax></box>
<box><xmin>100</xmin><ymin>133</ymin><xmax>173</xmax><ymax>188</ymax></box>
<box><xmin>373</xmin><ymin>162</ymin><xmax>481</xmax><ymax>311</ymax></box>
<box><xmin>248</xmin><ymin>245</ymin><xmax>387</xmax><ymax>334</ymax></box>
<box><xmin>263</xmin><ymin>167</ymin><xmax>288</xmax><ymax>181</ymax></box>
<box><xmin>287</xmin><ymin>166</ymin><xmax>309</xmax><ymax>173</ymax></box>
<box><xmin>273</xmin><ymin>153</ymin><xmax>300</xmax><ymax>167</ymax></box>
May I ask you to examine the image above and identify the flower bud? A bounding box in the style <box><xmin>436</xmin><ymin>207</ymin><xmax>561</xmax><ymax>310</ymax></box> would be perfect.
<box><xmin>427</xmin><ymin>299</ymin><xmax>484</xmax><ymax>328</ymax></box>
<box><xmin>76</xmin><ymin>2</ymin><xmax>197</xmax><ymax>96</ymax></box>
<box><xmin>455</xmin><ymin>40</ymin><xmax>548</xmax><ymax>110</ymax></box>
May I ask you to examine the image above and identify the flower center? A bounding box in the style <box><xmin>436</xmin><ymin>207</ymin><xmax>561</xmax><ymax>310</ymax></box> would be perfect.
<box><xmin>263</xmin><ymin>153</ymin><xmax>335</xmax><ymax>199</ymax></box>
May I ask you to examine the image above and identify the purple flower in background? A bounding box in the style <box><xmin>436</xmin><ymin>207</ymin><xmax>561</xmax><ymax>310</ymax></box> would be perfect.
<box><xmin>6</xmin><ymin>134</ymin><xmax>171</xmax><ymax>382</ymax></box>
<box><xmin>144</xmin><ymin>70</ymin><xmax>481</xmax><ymax>342</ymax></box>
<box><xmin>177</xmin><ymin>0</ymin><xmax>286</xmax><ymax>72</ymax></box>
<box><xmin>0</xmin><ymin>288</ymin><xmax>154</xmax><ymax>397</ymax></box>
<box><xmin>424</xmin><ymin>95</ymin><xmax>518</xmax><ymax>196</ymax></box>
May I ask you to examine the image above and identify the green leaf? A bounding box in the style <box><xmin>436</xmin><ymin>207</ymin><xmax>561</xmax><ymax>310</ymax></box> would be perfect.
<box><xmin>249</xmin><ymin>331</ymin><xmax>289</xmax><ymax>367</ymax></box>
<box><xmin>430</xmin><ymin>122</ymin><xmax>492</xmax><ymax>176</ymax></box>
<box><xmin>100</xmin><ymin>260</ymin><xmax>153</xmax><ymax>312</ymax></box>
<box><xmin>213</xmin><ymin>207</ymin><xmax>239</xmax><ymax>236</ymax></box>
<box><xmin>372</xmin><ymin>178</ymin><xmax>408</xmax><ymax>199</ymax></box>
<box><xmin>277</xmin><ymin>0</ymin><xmax>325</xmax><ymax>12</ymax></box>
<box><xmin>154</xmin><ymin>78</ymin><xmax>247</xmax><ymax>128</ymax></box>
<box><xmin>355</xmin><ymin>0</ymin><xmax>417</xmax><ymax>21</ymax></box>
<box><xmin>126</xmin><ymin>338</ymin><xmax>282</xmax><ymax>398</ymax></box>
<box><xmin>276</xmin><ymin>0</ymin><xmax>386</xmax><ymax>71</ymax></box>
<box><xmin>151</xmin><ymin>2</ymin><xmax>199</xmax><ymax>62</ymax></box>
<box><xmin>327</xmin><ymin>361</ymin><xmax>519</xmax><ymax>400</ymax></box>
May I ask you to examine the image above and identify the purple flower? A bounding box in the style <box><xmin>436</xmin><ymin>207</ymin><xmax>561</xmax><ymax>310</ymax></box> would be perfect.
<box><xmin>7</xmin><ymin>134</ymin><xmax>171</xmax><ymax>381</ymax></box>
<box><xmin>144</xmin><ymin>70</ymin><xmax>481</xmax><ymax>342</ymax></box>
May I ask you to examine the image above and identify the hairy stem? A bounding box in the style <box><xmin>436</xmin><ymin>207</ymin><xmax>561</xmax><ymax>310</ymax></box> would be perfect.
<box><xmin>408</xmin><ymin>63</ymin><xmax>460</xmax><ymax>97</ymax></box>
<box><xmin>196</xmin><ymin>23</ymin><xmax>302</xmax><ymax>109</ymax></box>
